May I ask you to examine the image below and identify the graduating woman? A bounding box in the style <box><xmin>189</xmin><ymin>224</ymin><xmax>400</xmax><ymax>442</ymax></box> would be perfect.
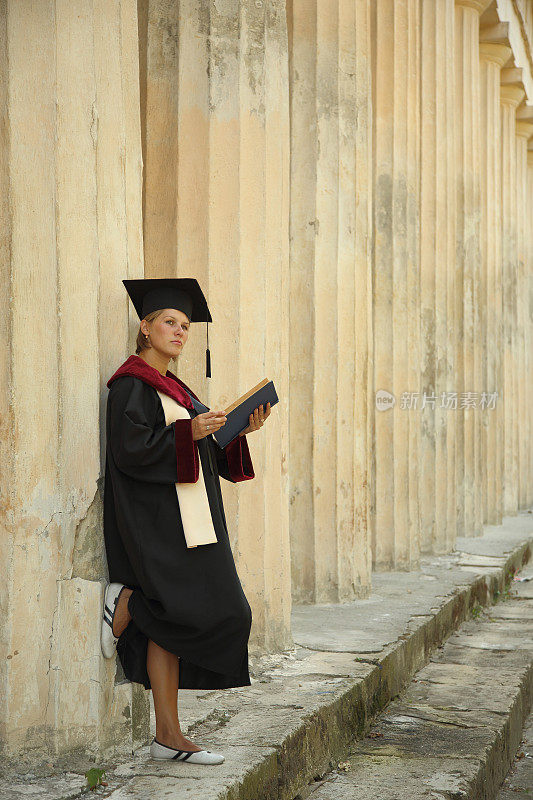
<box><xmin>101</xmin><ymin>278</ymin><xmax>271</xmax><ymax>765</ymax></box>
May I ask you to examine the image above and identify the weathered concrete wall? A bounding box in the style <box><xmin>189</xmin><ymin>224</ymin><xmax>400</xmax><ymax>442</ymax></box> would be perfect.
<box><xmin>0</xmin><ymin>0</ymin><xmax>147</xmax><ymax>767</ymax></box>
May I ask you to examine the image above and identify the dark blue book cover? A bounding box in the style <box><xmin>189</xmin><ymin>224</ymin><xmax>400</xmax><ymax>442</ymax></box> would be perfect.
<box><xmin>212</xmin><ymin>379</ymin><xmax>279</xmax><ymax>448</ymax></box>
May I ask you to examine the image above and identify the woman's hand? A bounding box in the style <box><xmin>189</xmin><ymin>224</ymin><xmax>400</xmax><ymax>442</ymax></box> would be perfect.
<box><xmin>191</xmin><ymin>410</ymin><xmax>227</xmax><ymax>441</ymax></box>
<box><xmin>239</xmin><ymin>402</ymin><xmax>271</xmax><ymax>436</ymax></box>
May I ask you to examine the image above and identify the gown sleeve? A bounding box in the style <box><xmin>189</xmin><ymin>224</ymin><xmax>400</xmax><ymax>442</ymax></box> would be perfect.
<box><xmin>107</xmin><ymin>376</ymin><xmax>200</xmax><ymax>484</ymax></box>
<box><xmin>213</xmin><ymin>433</ymin><xmax>255</xmax><ymax>483</ymax></box>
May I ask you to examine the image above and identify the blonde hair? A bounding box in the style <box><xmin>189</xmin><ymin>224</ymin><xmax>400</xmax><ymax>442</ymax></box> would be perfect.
<box><xmin>135</xmin><ymin>309</ymin><xmax>165</xmax><ymax>355</ymax></box>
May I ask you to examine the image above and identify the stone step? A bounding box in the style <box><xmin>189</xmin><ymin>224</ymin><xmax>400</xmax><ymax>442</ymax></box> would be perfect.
<box><xmin>496</xmin><ymin>706</ymin><xmax>533</xmax><ymax>798</ymax></box>
<box><xmin>494</xmin><ymin>572</ymin><xmax>533</xmax><ymax>799</ymax></box>
<box><xmin>302</xmin><ymin>571</ymin><xmax>533</xmax><ymax>800</ymax></box>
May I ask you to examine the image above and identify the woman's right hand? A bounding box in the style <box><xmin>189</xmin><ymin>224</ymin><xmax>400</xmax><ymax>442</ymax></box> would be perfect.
<box><xmin>191</xmin><ymin>410</ymin><xmax>227</xmax><ymax>441</ymax></box>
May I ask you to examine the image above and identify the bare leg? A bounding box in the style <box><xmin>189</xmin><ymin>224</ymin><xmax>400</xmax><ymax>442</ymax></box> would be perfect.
<box><xmin>112</xmin><ymin>587</ymin><xmax>133</xmax><ymax>637</ymax></box>
<box><xmin>146</xmin><ymin>639</ymin><xmax>202</xmax><ymax>751</ymax></box>
<box><xmin>113</xmin><ymin>589</ymin><xmax>201</xmax><ymax>751</ymax></box>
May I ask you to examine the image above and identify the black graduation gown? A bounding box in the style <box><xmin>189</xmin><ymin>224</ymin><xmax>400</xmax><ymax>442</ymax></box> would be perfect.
<box><xmin>103</xmin><ymin>360</ymin><xmax>255</xmax><ymax>690</ymax></box>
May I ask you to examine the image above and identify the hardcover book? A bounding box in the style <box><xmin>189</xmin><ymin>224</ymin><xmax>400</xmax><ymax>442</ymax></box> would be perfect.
<box><xmin>212</xmin><ymin>378</ymin><xmax>279</xmax><ymax>448</ymax></box>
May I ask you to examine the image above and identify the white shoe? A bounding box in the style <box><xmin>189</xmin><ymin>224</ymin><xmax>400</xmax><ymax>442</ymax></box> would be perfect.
<box><xmin>101</xmin><ymin>582</ymin><xmax>125</xmax><ymax>658</ymax></box>
<box><xmin>149</xmin><ymin>738</ymin><xmax>225</xmax><ymax>765</ymax></box>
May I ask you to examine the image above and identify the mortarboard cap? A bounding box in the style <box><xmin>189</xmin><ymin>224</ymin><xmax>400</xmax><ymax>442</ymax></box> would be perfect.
<box><xmin>123</xmin><ymin>278</ymin><xmax>213</xmax><ymax>378</ymax></box>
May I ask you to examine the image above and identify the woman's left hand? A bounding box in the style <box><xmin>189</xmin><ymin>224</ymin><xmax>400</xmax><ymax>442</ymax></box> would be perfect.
<box><xmin>239</xmin><ymin>402</ymin><xmax>271</xmax><ymax>436</ymax></box>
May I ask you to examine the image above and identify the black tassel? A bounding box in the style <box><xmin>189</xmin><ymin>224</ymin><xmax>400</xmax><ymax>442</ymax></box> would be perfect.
<box><xmin>206</xmin><ymin>320</ymin><xmax>211</xmax><ymax>378</ymax></box>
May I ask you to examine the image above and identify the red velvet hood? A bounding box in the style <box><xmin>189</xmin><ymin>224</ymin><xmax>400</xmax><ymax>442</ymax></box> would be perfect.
<box><xmin>107</xmin><ymin>354</ymin><xmax>200</xmax><ymax>410</ymax></box>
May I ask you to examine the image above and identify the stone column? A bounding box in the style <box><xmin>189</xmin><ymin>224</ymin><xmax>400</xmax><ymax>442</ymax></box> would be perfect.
<box><xmin>419</xmin><ymin>0</ymin><xmax>456</xmax><ymax>553</ymax></box>
<box><xmin>139</xmin><ymin>0</ymin><xmax>293</xmax><ymax>650</ymax></box>
<box><xmin>528</xmin><ymin>145</ymin><xmax>533</xmax><ymax>508</ymax></box>
<box><xmin>288</xmin><ymin>0</ymin><xmax>373</xmax><ymax>601</ymax></box>
<box><xmin>372</xmin><ymin>0</ymin><xmax>421</xmax><ymax>569</ymax></box>
<box><xmin>454</xmin><ymin>0</ymin><xmax>489</xmax><ymax>537</ymax></box>
<box><xmin>337</xmin><ymin>0</ymin><xmax>374</xmax><ymax>600</ymax></box>
<box><xmin>515</xmin><ymin>115</ymin><xmax>533</xmax><ymax>510</ymax></box>
<box><xmin>0</xmin><ymin>0</ymin><xmax>147</xmax><ymax>763</ymax></box>
<box><xmin>478</xmin><ymin>41</ymin><xmax>511</xmax><ymax>526</ymax></box>
<box><xmin>499</xmin><ymin>73</ymin><xmax>524</xmax><ymax>515</ymax></box>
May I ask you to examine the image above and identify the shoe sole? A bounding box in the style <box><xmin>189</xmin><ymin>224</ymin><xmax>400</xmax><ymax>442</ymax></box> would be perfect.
<box><xmin>101</xmin><ymin>583</ymin><xmax>123</xmax><ymax>658</ymax></box>
<box><xmin>150</xmin><ymin>741</ymin><xmax>224</xmax><ymax>764</ymax></box>
<box><xmin>150</xmin><ymin>754</ymin><xmax>225</xmax><ymax>764</ymax></box>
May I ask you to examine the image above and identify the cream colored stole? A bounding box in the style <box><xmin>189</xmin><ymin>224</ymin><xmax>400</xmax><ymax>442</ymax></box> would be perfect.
<box><xmin>156</xmin><ymin>390</ymin><xmax>218</xmax><ymax>549</ymax></box>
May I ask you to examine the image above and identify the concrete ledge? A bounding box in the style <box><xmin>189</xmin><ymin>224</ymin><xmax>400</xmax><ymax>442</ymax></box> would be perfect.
<box><xmin>2</xmin><ymin>512</ymin><xmax>532</xmax><ymax>800</ymax></box>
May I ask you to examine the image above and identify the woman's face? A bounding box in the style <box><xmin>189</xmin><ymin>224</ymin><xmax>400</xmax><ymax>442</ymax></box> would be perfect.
<box><xmin>142</xmin><ymin>308</ymin><xmax>190</xmax><ymax>359</ymax></box>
